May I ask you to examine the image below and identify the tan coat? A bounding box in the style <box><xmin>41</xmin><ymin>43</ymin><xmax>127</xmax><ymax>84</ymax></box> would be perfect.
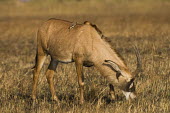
<box><xmin>31</xmin><ymin>19</ymin><xmax>141</xmax><ymax>104</ymax></box>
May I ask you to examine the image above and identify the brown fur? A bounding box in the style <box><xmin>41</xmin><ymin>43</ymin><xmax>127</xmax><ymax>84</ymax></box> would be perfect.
<box><xmin>31</xmin><ymin>19</ymin><xmax>140</xmax><ymax>104</ymax></box>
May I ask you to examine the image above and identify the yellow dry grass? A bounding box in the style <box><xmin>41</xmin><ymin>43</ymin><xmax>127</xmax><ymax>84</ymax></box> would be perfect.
<box><xmin>0</xmin><ymin>0</ymin><xmax>169</xmax><ymax>113</ymax></box>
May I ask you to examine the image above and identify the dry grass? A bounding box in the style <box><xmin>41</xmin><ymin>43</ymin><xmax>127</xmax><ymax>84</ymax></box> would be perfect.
<box><xmin>0</xmin><ymin>0</ymin><xmax>170</xmax><ymax>113</ymax></box>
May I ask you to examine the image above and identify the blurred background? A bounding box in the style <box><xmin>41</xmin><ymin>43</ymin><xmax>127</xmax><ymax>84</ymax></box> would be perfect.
<box><xmin>1</xmin><ymin>0</ymin><xmax>170</xmax><ymax>36</ymax></box>
<box><xmin>0</xmin><ymin>0</ymin><xmax>169</xmax><ymax>113</ymax></box>
<box><xmin>1</xmin><ymin>0</ymin><xmax>170</xmax><ymax>17</ymax></box>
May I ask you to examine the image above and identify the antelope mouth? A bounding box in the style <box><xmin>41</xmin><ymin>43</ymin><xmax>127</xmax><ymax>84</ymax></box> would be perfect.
<box><xmin>122</xmin><ymin>91</ymin><xmax>136</xmax><ymax>100</ymax></box>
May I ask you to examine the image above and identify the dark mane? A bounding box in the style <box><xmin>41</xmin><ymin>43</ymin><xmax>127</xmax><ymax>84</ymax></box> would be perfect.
<box><xmin>84</xmin><ymin>21</ymin><xmax>106</xmax><ymax>39</ymax></box>
<box><xmin>91</xmin><ymin>24</ymin><xmax>103</xmax><ymax>35</ymax></box>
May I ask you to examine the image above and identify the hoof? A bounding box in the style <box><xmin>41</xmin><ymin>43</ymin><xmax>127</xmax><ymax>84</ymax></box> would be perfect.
<box><xmin>110</xmin><ymin>93</ymin><xmax>116</xmax><ymax>101</ymax></box>
<box><xmin>51</xmin><ymin>96</ymin><xmax>60</xmax><ymax>105</ymax></box>
<box><xmin>32</xmin><ymin>99</ymin><xmax>38</xmax><ymax>108</ymax></box>
<box><xmin>79</xmin><ymin>100</ymin><xmax>84</xmax><ymax>105</ymax></box>
<box><xmin>52</xmin><ymin>96</ymin><xmax>59</xmax><ymax>102</ymax></box>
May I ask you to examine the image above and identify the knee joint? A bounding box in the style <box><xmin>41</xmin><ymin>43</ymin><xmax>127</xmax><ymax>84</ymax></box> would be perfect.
<box><xmin>79</xmin><ymin>82</ymin><xmax>84</xmax><ymax>86</ymax></box>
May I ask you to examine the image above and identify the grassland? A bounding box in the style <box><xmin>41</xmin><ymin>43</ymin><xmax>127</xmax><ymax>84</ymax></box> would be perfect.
<box><xmin>0</xmin><ymin>0</ymin><xmax>170</xmax><ymax>113</ymax></box>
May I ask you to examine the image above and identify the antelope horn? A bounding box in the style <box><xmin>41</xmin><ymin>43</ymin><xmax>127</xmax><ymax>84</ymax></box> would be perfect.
<box><xmin>104</xmin><ymin>60</ymin><xmax>121</xmax><ymax>73</ymax></box>
<box><xmin>133</xmin><ymin>46</ymin><xmax>142</xmax><ymax>76</ymax></box>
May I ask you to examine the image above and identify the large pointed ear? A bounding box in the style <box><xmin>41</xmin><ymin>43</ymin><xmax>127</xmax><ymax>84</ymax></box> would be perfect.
<box><xmin>103</xmin><ymin>60</ymin><xmax>121</xmax><ymax>73</ymax></box>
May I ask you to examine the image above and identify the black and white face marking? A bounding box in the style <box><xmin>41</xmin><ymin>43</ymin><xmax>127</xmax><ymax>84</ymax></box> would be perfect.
<box><xmin>122</xmin><ymin>91</ymin><xmax>136</xmax><ymax>100</ymax></box>
<box><xmin>129</xmin><ymin>82</ymin><xmax>135</xmax><ymax>92</ymax></box>
<box><xmin>103</xmin><ymin>60</ymin><xmax>137</xmax><ymax>100</ymax></box>
<box><xmin>122</xmin><ymin>79</ymin><xmax>136</xmax><ymax>100</ymax></box>
<box><xmin>126</xmin><ymin>78</ymin><xmax>135</xmax><ymax>92</ymax></box>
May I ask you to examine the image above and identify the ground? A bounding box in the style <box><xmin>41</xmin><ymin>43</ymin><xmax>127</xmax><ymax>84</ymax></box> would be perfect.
<box><xmin>0</xmin><ymin>0</ymin><xmax>169</xmax><ymax>113</ymax></box>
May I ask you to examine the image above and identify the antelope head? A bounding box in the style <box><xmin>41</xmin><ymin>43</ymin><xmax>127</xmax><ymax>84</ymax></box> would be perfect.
<box><xmin>104</xmin><ymin>47</ymin><xmax>142</xmax><ymax>100</ymax></box>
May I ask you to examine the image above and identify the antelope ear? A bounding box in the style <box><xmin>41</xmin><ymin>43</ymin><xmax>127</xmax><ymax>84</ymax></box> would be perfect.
<box><xmin>104</xmin><ymin>60</ymin><xmax>121</xmax><ymax>73</ymax></box>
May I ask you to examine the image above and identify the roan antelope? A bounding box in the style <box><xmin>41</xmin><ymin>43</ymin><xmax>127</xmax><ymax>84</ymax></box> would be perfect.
<box><xmin>32</xmin><ymin>19</ymin><xmax>142</xmax><ymax>104</ymax></box>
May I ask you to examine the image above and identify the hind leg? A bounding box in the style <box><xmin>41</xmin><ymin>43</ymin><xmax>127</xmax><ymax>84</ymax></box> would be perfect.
<box><xmin>46</xmin><ymin>59</ymin><xmax>59</xmax><ymax>101</ymax></box>
<box><xmin>32</xmin><ymin>54</ymin><xmax>46</xmax><ymax>101</ymax></box>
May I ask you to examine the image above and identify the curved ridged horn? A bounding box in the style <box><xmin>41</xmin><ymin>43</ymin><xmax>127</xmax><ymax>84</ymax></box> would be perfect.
<box><xmin>133</xmin><ymin>46</ymin><xmax>142</xmax><ymax>76</ymax></box>
<box><xmin>104</xmin><ymin>60</ymin><xmax>121</xmax><ymax>73</ymax></box>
